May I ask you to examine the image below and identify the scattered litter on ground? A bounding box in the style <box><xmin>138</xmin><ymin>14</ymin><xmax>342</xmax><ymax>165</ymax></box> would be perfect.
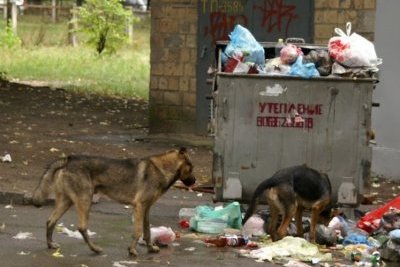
<box><xmin>205</xmin><ymin>235</ymin><xmax>248</xmax><ymax>247</ymax></box>
<box><xmin>139</xmin><ymin>226</ymin><xmax>176</xmax><ymax>246</ymax></box>
<box><xmin>12</xmin><ymin>232</ymin><xmax>35</xmax><ymax>240</ymax></box>
<box><xmin>184</xmin><ymin>247</ymin><xmax>196</xmax><ymax>252</ymax></box>
<box><xmin>17</xmin><ymin>251</ymin><xmax>30</xmax><ymax>256</ymax></box>
<box><xmin>372</xmin><ymin>183</ymin><xmax>381</xmax><ymax>188</ymax></box>
<box><xmin>179</xmin><ymin>219</ymin><xmax>190</xmax><ymax>229</ymax></box>
<box><xmin>173</xmin><ymin>184</ymin><xmax>215</xmax><ymax>194</ymax></box>
<box><xmin>241</xmin><ymin>236</ymin><xmax>332</xmax><ymax>263</ymax></box>
<box><xmin>112</xmin><ymin>260</ymin><xmax>138</xmax><ymax>267</ymax></box>
<box><xmin>242</xmin><ymin>215</ymin><xmax>266</xmax><ymax>237</ymax></box>
<box><xmin>357</xmin><ymin>196</ymin><xmax>400</xmax><ymax>234</ymax></box>
<box><xmin>1</xmin><ymin>153</ymin><xmax>12</xmax><ymax>163</ymax></box>
<box><xmin>284</xmin><ymin>260</ymin><xmax>313</xmax><ymax>267</ymax></box>
<box><xmin>5</xmin><ymin>203</ymin><xmax>14</xmax><ymax>209</ymax></box>
<box><xmin>189</xmin><ymin>202</ymin><xmax>242</xmax><ymax>234</ymax></box>
<box><xmin>52</xmin><ymin>248</ymin><xmax>64</xmax><ymax>258</ymax></box>
<box><xmin>56</xmin><ymin>223</ymin><xmax>96</xmax><ymax>239</ymax></box>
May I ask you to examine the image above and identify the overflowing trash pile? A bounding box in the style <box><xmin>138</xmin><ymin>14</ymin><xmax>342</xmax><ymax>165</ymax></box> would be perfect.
<box><xmin>221</xmin><ymin>23</ymin><xmax>382</xmax><ymax>79</ymax></box>
<box><xmin>170</xmin><ymin>197</ymin><xmax>400</xmax><ymax>266</ymax></box>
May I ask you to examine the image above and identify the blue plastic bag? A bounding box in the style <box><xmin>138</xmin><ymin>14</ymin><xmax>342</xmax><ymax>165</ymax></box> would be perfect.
<box><xmin>289</xmin><ymin>56</ymin><xmax>320</xmax><ymax>79</ymax></box>
<box><xmin>343</xmin><ymin>233</ymin><xmax>370</xmax><ymax>246</ymax></box>
<box><xmin>222</xmin><ymin>25</ymin><xmax>265</xmax><ymax>67</ymax></box>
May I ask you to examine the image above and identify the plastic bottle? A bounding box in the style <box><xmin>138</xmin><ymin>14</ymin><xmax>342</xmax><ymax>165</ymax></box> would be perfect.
<box><xmin>178</xmin><ymin>208</ymin><xmax>196</xmax><ymax>220</ymax></box>
<box><xmin>178</xmin><ymin>208</ymin><xmax>196</xmax><ymax>229</ymax></box>
<box><xmin>351</xmin><ymin>250</ymin><xmax>381</xmax><ymax>267</ymax></box>
<box><xmin>275</xmin><ymin>38</ymin><xmax>284</xmax><ymax>58</ymax></box>
<box><xmin>204</xmin><ymin>235</ymin><xmax>248</xmax><ymax>247</ymax></box>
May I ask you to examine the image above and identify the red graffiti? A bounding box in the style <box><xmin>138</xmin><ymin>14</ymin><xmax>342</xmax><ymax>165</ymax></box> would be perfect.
<box><xmin>257</xmin><ymin>116</ymin><xmax>313</xmax><ymax>129</ymax></box>
<box><xmin>253</xmin><ymin>0</ymin><xmax>298</xmax><ymax>34</ymax></box>
<box><xmin>204</xmin><ymin>12</ymin><xmax>248</xmax><ymax>42</ymax></box>
<box><xmin>259</xmin><ymin>102</ymin><xmax>323</xmax><ymax>115</ymax></box>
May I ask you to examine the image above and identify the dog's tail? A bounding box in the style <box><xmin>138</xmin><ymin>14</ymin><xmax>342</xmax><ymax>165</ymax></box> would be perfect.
<box><xmin>32</xmin><ymin>157</ymin><xmax>68</xmax><ymax>207</ymax></box>
<box><xmin>242</xmin><ymin>178</ymin><xmax>277</xmax><ymax>225</ymax></box>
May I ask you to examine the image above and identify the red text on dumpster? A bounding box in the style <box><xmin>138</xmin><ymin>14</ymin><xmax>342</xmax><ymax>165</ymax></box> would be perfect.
<box><xmin>256</xmin><ymin>102</ymin><xmax>323</xmax><ymax>129</ymax></box>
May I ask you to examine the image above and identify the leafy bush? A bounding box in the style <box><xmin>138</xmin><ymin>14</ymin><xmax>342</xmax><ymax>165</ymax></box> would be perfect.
<box><xmin>0</xmin><ymin>24</ymin><xmax>21</xmax><ymax>48</ymax></box>
<box><xmin>73</xmin><ymin>0</ymin><xmax>137</xmax><ymax>55</ymax></box>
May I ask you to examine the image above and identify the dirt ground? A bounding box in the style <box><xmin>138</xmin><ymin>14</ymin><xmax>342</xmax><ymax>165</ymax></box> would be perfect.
<box><xmin>0</xmin><ymin>80</ymin><xmax>213</xmax><ymax>197</ymax></box>
<box><xmin>0</xmin><ymin>79</ymin><xmax>399</xmax><ymax>206</ymax></box>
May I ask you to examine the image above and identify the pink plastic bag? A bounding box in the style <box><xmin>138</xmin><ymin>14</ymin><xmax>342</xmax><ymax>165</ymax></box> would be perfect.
<box><xmin>328</xmin><ymin>22</ymin><xmax>382</xmax><ymax>69</ymax></box>
<box><xmin>242</xmin><ymin>215</ymin><xmax>265</xmax><ymax>236</ymax></box>
<box><xmin>152</xmin><ymin>226</ymin><xmax>176</xmax><ymax>245</ymax></box>
<box><xmin>357</xmin><ymin>196</ymin><xmax>400</xmax><ymax>234</ymax></box>
<box><xmin>139</xmin><ymin>226</ymin><xmax>176</xmax><ymax>245</ymax></box>
<box><xmin>280</xmin><ymin>44</ymin><xmax>302</xmax><ymax>64</ymax></box>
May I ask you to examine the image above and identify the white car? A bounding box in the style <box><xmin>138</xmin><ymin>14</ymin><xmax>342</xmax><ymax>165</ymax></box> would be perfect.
<box><xmin>0</xmin><ymin>0</ymin><xmax>25</xmax><ymax>12</ymax></box>
<box><xmin>0</xmin><ymin>0</ymin><xmax>24</xmax><ymax>6</ymax></box>
<box><xmin>123</xmin><ymin>0</ymin><xmax>148</xmax><ymax>12</ymax></box>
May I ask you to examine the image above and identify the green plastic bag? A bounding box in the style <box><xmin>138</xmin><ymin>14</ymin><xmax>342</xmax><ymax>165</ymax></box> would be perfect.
<box><xmin>189</xmin><ymin>202</ymin><xmax>242</xmax><ymax>234</ymax></box>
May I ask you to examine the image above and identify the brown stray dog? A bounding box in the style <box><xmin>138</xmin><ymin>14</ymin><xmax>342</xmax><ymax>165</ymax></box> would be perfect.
<box><xmin>242</xmin><ymin>165</ymin><xmax>332</xmax><ymax>242</ymax></box>
<box><xmin>32</xmin><ymin>148</ymin><xmax>195</xmax><ymax>256</ymax></box>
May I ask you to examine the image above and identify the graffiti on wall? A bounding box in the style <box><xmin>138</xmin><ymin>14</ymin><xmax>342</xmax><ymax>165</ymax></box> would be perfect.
<box><xmin>254</xmin><ymin>0</ymin><xmax>298</xmax><ymax>34</ymax></box>
<box><xmin>200</xmin><ymin>0</ymin><xmax>299</xmax><ymax>42</ymax></box>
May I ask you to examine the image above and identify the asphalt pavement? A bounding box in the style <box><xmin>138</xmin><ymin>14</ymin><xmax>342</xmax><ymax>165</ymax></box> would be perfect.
<box><xmin>0</xmin><ymin>188</ymin><xmax>281</xmax><ymax>267</ymax></box>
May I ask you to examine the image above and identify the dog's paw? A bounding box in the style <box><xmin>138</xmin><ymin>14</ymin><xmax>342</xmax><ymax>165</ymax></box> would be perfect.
<box><xmin>148</xmin><ymin>245</ymin><xmax>160</xmax><ymax>253</ymax></box>
<box><xmin>128</xmin><ymin>247</ymin><xmax>138</xmax><ymax>257</ymax></box>
<box><xmin>90</xmin><ymin>245</ymin><xmax>103</xmax><ymax>254</ymax></box>
<box><xmin>48</xmin><ymin>241</ymin><xmax>60</xmax><ymax>249</ymax></box>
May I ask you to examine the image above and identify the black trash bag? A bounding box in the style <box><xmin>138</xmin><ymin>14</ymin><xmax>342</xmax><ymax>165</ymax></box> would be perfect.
<box><xmin>315</xmin><ymin>225</ymin><xmax>337</xmax><ymax>246</ymax></box>
<box><xmin>379</xmin><ymin>239</ymin><xmax>400</xmax><ymax>262</ymax></box>
<box><xmin>303</xmin><ymin>50</ymin><xmax>332</xmax><ymax>76</ymax></box>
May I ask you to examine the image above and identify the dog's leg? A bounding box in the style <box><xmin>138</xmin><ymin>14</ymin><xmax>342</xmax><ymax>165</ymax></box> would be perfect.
<box><xmin>143</xmin><ymin>205</ymin><xmax>160</xmax><ymax>254</ymax></box>
<box><xmin>129</xmin><ymin>202</ymin><xmax>144</xmax><ymax>257</ymax></box>
<box><xmin>46</xmin><ymin>197</ymin><xmax>72</xmax><ymax>249</ymax></box>
<box><xmin>267</xmin><ymin>202</ymin><xmax>280</xmax><ymax>241</ymax></box>
<box><xmin>75</xmin><ymin>198</ymin><xmax>103</xmax><ymax>254</ymax></box>
<box><xmin>309</xmin><ymin>200</ymin><xmax>330</xmax><ymax>243</ymax></box>
<box><xmin>295</xmin><ymin>205</ymin><xmax>304</xmax><ymax>237</ymax></box>
<box><xmin>277</xmin><ymin>204</ymin><xmax>296</xmax><ymax>240</ymax></box>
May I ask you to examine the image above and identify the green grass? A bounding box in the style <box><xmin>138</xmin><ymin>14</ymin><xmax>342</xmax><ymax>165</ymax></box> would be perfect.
<box><xmin>0</xmin><ymin>13</ymin><xmax>150</xmax><ymax>99</ymax></box>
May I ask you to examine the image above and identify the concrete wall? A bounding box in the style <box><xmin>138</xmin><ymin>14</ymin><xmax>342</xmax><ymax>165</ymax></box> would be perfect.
<box><xmin>372</xmin><ymin>0</ymin><xmax>400</xmax><ymax>180</ymax></box>
<box><xmin>149</xmin><ymin>0</ymin><xmax>377</xmax><ymax>134</ymax></box>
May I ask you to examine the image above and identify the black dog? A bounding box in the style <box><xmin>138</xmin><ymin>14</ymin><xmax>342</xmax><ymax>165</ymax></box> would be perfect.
<box><xmin>242</xmin><ymin>165</ymin><xmax>332</xmax><ymax>242</ymax></box>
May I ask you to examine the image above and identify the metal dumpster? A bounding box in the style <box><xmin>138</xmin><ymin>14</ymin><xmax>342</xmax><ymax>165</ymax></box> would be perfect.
<box><xmin>212</xmin><ymin>42</ymin><xmax>377</xmax><ymax>207</ymax></box>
